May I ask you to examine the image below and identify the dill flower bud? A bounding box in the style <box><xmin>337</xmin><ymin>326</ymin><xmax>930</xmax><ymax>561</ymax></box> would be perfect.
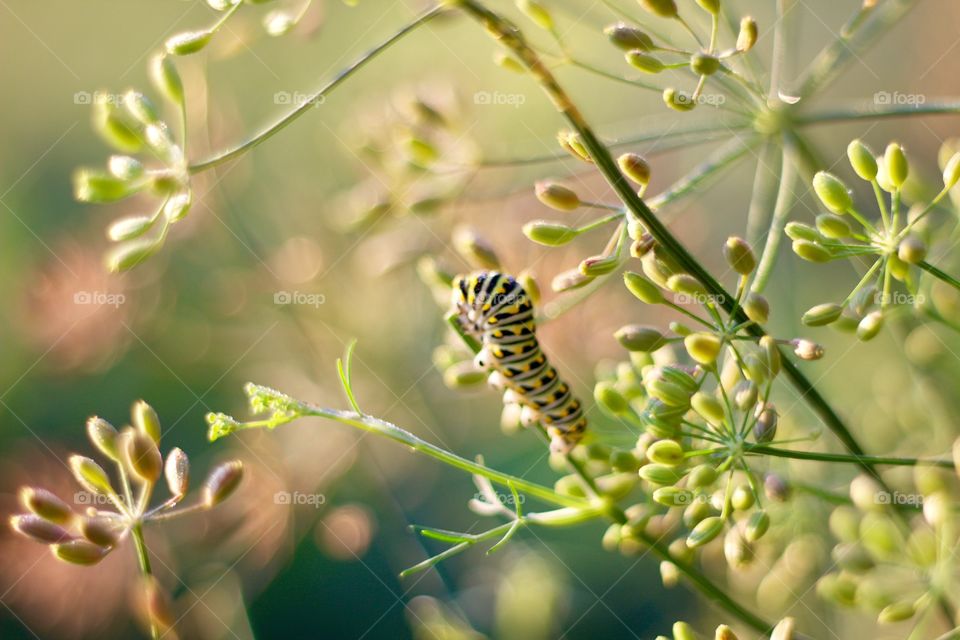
<box><xmin>73</xmin><ymin>169</ymin><xmax>132</xmax><ymax>204</ymax></box>
<box><xmin>19</xmin><ymin>487</ymin><xmax>73</xmax><ymax>524</ymax></box>
<box><xmin>770</xmin><ymin>617</ymin><xmax>796</xmax><ymax>640</ymax></box>
<box><xmin>663</xmin><ymin>88</ymin><xmax>696</xmax><ymax>112</ymax></box>
<box><xmin>557</xmin><ymin>130</ymin><xmax>591</xmax><ymax>163</ymax></box>
<box><xmin>753</xmin><ymin>405</ymin><xmax>778</xmax><ymax>442</ymax></box>
<box><xmin>856</xmin><ymin>310</ymin><xmax>883</xmax><ymax>341</ymax></box>
<box><xmin>443</xmin><ymin>361</ymin><xmax>487</xmax><ymax>388</ymax></box>
<box><xmin>493</xmin><ymin>51</ymin><xmax>525</xmax><ymax>73</ymax></box>
<box><xmin>734</xmin><ymin>381</ymin><xmax>758</xmax><ymax>411</ymax></box>
<box><xmin>165</xmin><ymin>30</ymin><xmax>213</xmax><ymax>56</ymax></box>
<box><xmin>624</xmin><ymin>271</ymin><xmax>665</xmax><ymax>304</ymax></box>
<box><xmin>764</xmin><ymin>473</ymin><xmax>790</xmax><ymax>501</ymax></box>
<box><xmin>792</xmin><ymin>239</ymin><xmax>831</xmax><ymax>263</ymax></box>
<box><xmin>150</xmin><ymin>54</ymin><xmax>184</xmax><ymax>105</ymax></box>
<box><xmin>124</xmin><ymin>431</ymin><xmax>163</xmax><ymax>484</ymax></box>
<box><xmin>132</xmin><ymin>400</ymin><xmax>162</xmax><ymax>444</ymax></box>
<box><xmin>816</xmin><ymin>213</ymin><xmax>851</xmax><ymax>239</ymax></box>
<box><xmin>164</xmin><ymin>447</ymin><xmax>190</xmax><ymax>498</ymax></box>
<box><xmin>51</xmin><ymin>540</ymin><xmax>111</xmax><ymax>566</ymax></box>
<box><xmin>884</xmin><ymin>143</ymin><xmax>908</xmax><ymax>188</ymax></box>
<box><xmin>802</xmin><ymin>303</ymin><xmax>843</xmax><ymax>326</ymax></box>
<box><xmin>687</xmin><ymin>464</ymin><xmax>717</xmax><ymax>488</ymax></box>
<box><xmin>686</xmin><ymin>516</ymin><xmax>723</xmax><ymax>548</ymax></box>
<box><xmin>684</xmin><ymin>332</ymin><xmax>722</xmax><ymax>365</ymax></box>
<box><xmin>647</xmin><ymin>439</ymin><xmax>684</xmax><ymax>466</ymax></box>
<box><xmin>723</xmin><ymin>236</ymin><xmax>756</xmax><ymax>275</ymax></box>
<box><xmin>631</xmin><ymin>233</ymin><xmax>656</xmax><ymax>258</ymax></box>
<box><xmin>816</xmin><ymin>573</ymin><xmax>857</xmax><ymax>606</ymax></box>
<box><xmin>696</xmin><ymin>0</ymin><xmax>720</xmax><ymax>14</ymax></box>
<box><xmin>452</xmin><ymin>226</ymin><xmax>501</xmax><ymax>270</ymax></box>
<box><xmin>784</xmin><ymin>221</ymin><xmax>821</xmax><ymax>242</ymax></box>
<box><xmin>745</xmin><ymin>510</ymin><xmax>769</xmax><ymax>542</ymax></box>
<box><xmin>673</xmin><ymin>622</ymin><xmax>697</xmax><ymax>640</ymax></box>
<box><xmin>759</xmin><ymin>336</ymin><xmax>781</xmax><ymax>377</ymax></box>
<box><xmin>943</xmin><ymin>152</ymin><xmax>960</xmax><ymax>189</ymax></box>
<box><xmin>690</xmin><ymin>52</ymin><xmax>721</xmax><ymax>76</ymax></box>
<box><xmin>107</xmin><ymin>238</ymin><xmax>162</xmax><ymax>272</ymax></box>
<box><xmin>79</xmin><ymin>516</ymin><xmax>122</xmax><ymax>547</ymax></box>
<box><xmin>660</xmin><ymin>561</ymin><xmax>679</xmax><ymax>588</ymax></box>
<box><xmin>691</xmin><ymin>392</ymin><xmax>724</xmax><ymax>426</ymax></box>
<box><xmin>10</xmin><ymin>515</ymin><xmax>72</xmax><ymax>544</ymax></box>
<box><xmin>108</xmin><ymin>155</ymin><xmax>144</xmax><ymax>181</ymax></box>
<box><xmin>68</xmin><ymin>455</ymin><xmax>115</xmax><ymax>496</ymax></box>
<box><xmin>535</xmin><ymin>180</ymin><xmax>581</xmax><ymax>211</ymax></box>
<box><xmin>639</xmin><ymin>0</ymin><xmax>677</xmax><ymax>18</ymax></box>
<box><xmin>551</xmin><ymin>268</ymin><xmax>594</xmax><ymax>292</ymax></box>
<box><xmin>667</xmin><ymin>273</ymin><xmax>706</xmax><ymax>297</ymax></box>
<box><xmin>604</xmin><ymin>23</ymin><xmax>654</xmax><ymax>51</ymax></box>
<box><xmin>878</xmin><ymin>601</ymin><xmax>915</xmax><ymax>624</ymax></box>
<box><xmin>618</xmin><ymin>153</ymin><xmax>651</xmax><ymax>186</ymax></box>
<box><xmin>615</xmin><ymin>324</ymin><xmax>667</xmax><ymax>352</ymax></box>
<box><xmin>813</xmin><ymin>171</ymin><xmax>853</xmax><ymax>213</ymax></box>
<box><xmin>517</xmin><ymin>0</ymin><xmax>554</xmax><ymax>30</ymax></box>
<box><xmin>742</xmin><ymin>292</ymin><xmax>769</xmax><ymax>324</ymax></box>
<box><xmin>791</xmin><ymin>339</ymin><xmax>824</xmax><ymax>360</ymax></box>
<box><xmin>715</xmin><ymin>625</ymin><xmax>739</xmax><ymax>640</ymax></box>
<box><xmin>626</xmin><ymin>51</ymin><xmax>665</xmax><ymax>73</ymax></box>
<box><xmin>644</xmin><ymin>366</ymin><xmax>697</xmax><ymax>407</ymax></box>
<box><xmin>522</xmin><ymin>220</ymin><xmax>578</xmax><ymax>246</ymax></box>
<box><xmin>638</xmin><ymin>464</ymin><xmax>684</xmax><ymax>486</ymax></box>
<box><xmin>736</xmin><ymin>17</ymin><xmax>757</xmax><ymax>52</ymax></box>
<box><xmin>847</xmin><ymin>139</ymin><xmax>878</xmax><ymax>181</ymax></box>
<box><xmin>202</xmin><ymin>461</ymin><xmax>244</xmax><ymax>508</ymax></box>
<box><xmin>580</xmin><ymin>253</ymin><xmax>620</xmax><ymax>276</ymax></box>
<box><xmin>732</xmin><ymin>484</ymin><xmax>755</xmax><ymax>510</ymax></box>
<box><xmin>724</xmin><ymin>528</ymin><xmax>753</xmax><ymax>567</ymax></box>
<box><xmin>897</xmin><ymin>234</ymin><xmax>927</xmax><ymax>265</ymax></box>
<box><xmin>594</xmin><ymin>381</ymin><xmax>628</xmax><ymax>415</ymax></box>
<box><xmin>83</xmin><ymin>417</ymin><xmax>119</xmax><ymax>462</ymax></box>
<box><xmin>610</xmin><ymin>449</ymin><xmax>640</xmax><ymax>473</ymax></box>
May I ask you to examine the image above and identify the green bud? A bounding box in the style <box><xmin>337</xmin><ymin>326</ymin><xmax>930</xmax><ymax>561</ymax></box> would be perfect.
<box><xmin>791</xmin><ymin>338</ymin><xmax>824</xmax><ymax>360</ymax></box>
<box><xmin>535</xmin><ymin>180</ymin><xmax>581</xmax><ymax>211</ymax></box>
<box><xmin>832</xmin><ymin>542</ymin><xmax>874</xmax><ymax>572</ymax></box>
<box><xmin>52</xmin><ymin>540</ymin><xmax>111</xmax><ymax>566</ymax></box>
<box><xmin>753</xmin><ymin>406</ymin><xmax>778</xmax><ymax>443</ymax></box>
<box><xmin>736</xmin><ymin>17</ymin><xmax>757</xmax><ymax>52</ymax></box>
<box><xmin>165</xmin><ymin>30</ymin><xmax>213</xmax><ymax>56</ymax></box>
<box><xmin>816</xmin><ymin>573</ymin><xmax>857</xmax><ymax>606</ymax></box>
<box><xmin>663</xmin><ymin>88</ymin><xmax>696</xmax><ymax>112</ymax></box>
<box><xmin>626</xmin><ymin>51</ymin><xmax>665</xmax><ymax>73</ymax></box>
<box><xmin>884</xmin><ymin>142</ymin><xmax>908</xmax><ymax>188</ymax></box>
<box><xmin>682</xmin><ymin>499</ymin><xmax>715</xmax><ymax>528</ymax></box>
<box><xmin>673</xmin><ymin>622</ymin><xmax>697</xmax><ymax>640</ymax></box>
<box><xmin>596</xmin><ymin>472</ymin><xmax>637</xmax><ymax>499</ymax></box>
<box><xmin>618</xmin><ymin>153</ymin><xmax>651</xmax><ymax>186</ymax></box>
<box><xmin>517</xmin><ymin>271</ymin><xmax>540</xmax><ymax>306</ymax></box>
<box><xmin>132</xmin><ymin>400</ymin><xmax>162</xmax><ymax>443</ymax></box>
<box><xmin>696</xmin><ymin>0</ymin><xmax>720</xmax><ymax>14</ymax></box>
<box><xmin>829</xmin><ymin>506</ymin><xmax>860</xmax><ymax>542</ymax></box>
<box><xmin>897</xmin><ymin>234</ymin><xmax>927</xmax><ymax>265</ymax></box>
<box><xmin>691</xmin><ymin>392</ymin><xmax>724</xmax><ymax>426</ymax></box>
<box><xmin>731</xmin><ymin>484</ymin><xmax>755</xmax><ymax>510</ymax></box>
<box><xmin>907</xmin><ymin>526</ymin><xmax>938</xmax><ymax>565</ymax></box>
<box><xmin>10</xmin><ymin>514</ymin><xmax>72</xmax><ymax>544</ymax></box>
<box><xmin>595</xmin><ymin>381</ymin><xmax>629</xmax><ymax>415</ymax></box>
<box><xmin>73</xmin><ymin>169</ymin><xmax>132</xmax><ymax>204</ymax></box>
<box><xmin>715</xmin><ymin>625</ymin><xmax>738</xmax><ymax>640</ymax></box>
<box><xmin>742</xmin><ymin>292</ymin><xmax>769</xmax><ymax>324</ymax></box>
<box><xmin>878</xmin><ymin>601</ymin><xmax>915</xmax><ymax>624</ymax></box>
<box><xmin>551</xmin><ymin>268</ymin><xmax>594</xmax><ymax>292</ymax></box>
<box><xmin>667</xmin><ymin>274</ymin><xmax>706</xmax><ymax>297</ymax></box>
<box><xmin>443</xmin><ymin>361</ymin><xmax>488</xmax><ymax>388</ymax></box>
<box><xmin>686</xmin><ymin>516</ymin><xmax>724</xmax><ymax>548</ymax></box>
<box><xmin>943</xmin><ymin>152</ymin><xmax>960</xmax><ymax>189</ymax></box>
<box><xmin>580</xmin><ymin>253</ymin><xmax>620</xmax><ymax>276</ymax></box>
<box><xmin>684</xmin><ymin>332</ymin><xmax>722</xmax><ymax>365</ymax></box>
<box><xmin>690</xmin><ymin>52</ymin><xmax>720</xmax><ymax>76</ymax></box>
<box><xmin>68</xmin><ymin>455</ymin><xmax>114</xmax><ymax>496</ymax></box>
<box><xmin>85</xmin><ymin>417</ymin><xmax>120</xmax><ymax>461</ymax></box>
<box><xmin>856</xmin><ymin>310</ymin><xmax>883</xmax><ymax>341</ymax></box>
<box><xmin>202</xmin><ymin>460</ymin><xmax>244</xmax><ymax>507</ymax></box>
<box><xmin>922</xmin><ymin>492</ymin><xmax>949</xmax><ymax>527</ymax></box>
<box><xmin>555</xmin><ymin>474</ymin><xmax>587</xmax><ymax>498</ymax></box>
<box><xmin>802</xmin><ymin>303</ymin><xmax>843</xmax><ymax>326</ymax></box>
<box><xmin>610</xmin><ymin>449</ymin><xmax>640</xmax><ymax>473</ymax></box>
<box><xmin>734</xmin><ymin>380</ymin><xmax>758</xmax><ymax>410</ymax></box>
<box><xmin>123</xmin><ymin>90</ymin><xmax>159</xmax><ymax>125</ymax></box>
<box><xmin>687</xmin><ymin>464</ymin><xmax>717</xmax><ymax>489</ymax></box>
<box><xmin>106</xmin><ymin>238</ymin><xmax>162</xmax><ymax>272</ymax></box>
<box><xmin>557</xmin><ymin>130</ymin><xmax>592</xmax><ymax>163</ymax></box>
<box><xmin>759</xmin><ymin>336</ymin><xmax>781</xmax><ymax>377</ymax></box>
<box><xmin>615</xmin><ymin>324</ymin><xmax>667</xmax><ymax>352</ymax></box>
<box><xmin>150</xmin><ymin>54</ymin><xmax>184</xmax><ymax>105</ymax></box>
<box><xmin>784</xmin><ymin>221</ymin><xmax>821</xmax><ymax>242</ymax></box>
<box><xmin>764</xmin><ymin>473</ymin><xmax>791</xmax><ymax>502</ymax></box>
<box><xmin>522</xmin><ymin>220</ymin><xmax>579</xmax><ymax>246</ymax></box>
<box><xmin>19</xmin><ymin>487</ymin><xmax>73</xmax><ymax>525</ymax></box>
<box><xmin>816</xmin><ymin>213</ymin><xmax>851</xmax><ymax>239</ymax></box>
<box><xmin>875</xmin><ymin>157</ymin><xmax>895</xmax><ymax>193</ymax></box>
<box><xmin>108</xmin><ymin>155</ymin><xmax>144</xmax><ymax>181</ymax></box>
<box><xmin>849</xmin><ymin>474</ymin><xmax>883</xmax><ymax>511</ymax></box>
<box><xmin>639</xmin><ymin>463</ymin><xmax>685</xmax><ymax>486</ymax></box>
<box><xmin>647</xmin><ymin>439</ymin><xmax>684</xmax><ymax>466</ymax></box>
<box><xmin>644</xmin><ymin>366</ymin><xmax>697</xmax><ymax>407</ymax></box>
<box><xmin>453</xmin><ymin>226</ymin><xmax>500</xmax><ymax>270</ymax></box>
<box><xmin>813</xmin><ymin>171</ymin><xmax>853</xmax><ymax>213</ymax></box>
<box><xmin>80</xmin><ymin>516</ymin><xmax>122</xmax><ymax>547</ymax></box>
<box><xmin>517</xmin><ymin>0</ymin><xmax>554</xmax><ymax>30</ymax></box>
<box><xmin>792</xmin><ymin>239</ymin><xmax>832</xmax><ymax>263</ymax></box>
<box><xmin>164</xmin><ymin>447</ymin><xmax>190</xmax><ymax>498</ymax></box>
<box><xmin>624</xmin><ymin>271</ymin><xmax>664</xmax><ymax>304</ymax></box>
<box><xmin>745</xmin><ymin>510</ymin><xmax>769</xmax><ymax>542</ymax></box>
<box><xmin>92</xmin><ymin>100</ymin><xmax>143</xmax><ymax>152</ymax></box>
<box><xmin>724</xmin><ymin>527</ymin><xmax>753</xmax><ymax>568</ymax></box>
<box><xmin>641</xmin><ymin>399</ymin><xmax>686</xmax><ymax>439</ymax></box>
<box><xmin>723</xmin><ymin>236</ymin><xmax>755</xmax><ymax>275</ymax></box>
<box><xmin>494</xmin><ymin>51</ymin><xmax>525</xmax><ymax>74</ymax></box>
<box><xmin>655</xmin><ymin>487</ymin><xmax>695</xmax><ymax>508</ymax></box>
<box><xmin>639</xmin><ymin>0</ymin><xmax>677</xmax><ymax>17</ymax></box>
<box><xmin>847</xmin><ymin>139</ymin><xmax>878</xmax><ymax>180</ymax></box>
<box><xmin>604</xmin><ymin>23</ymin><xmax>654</xmax><ymax>51</ymax></box>
<box><xmin>124</xmin><ymin>431</ymin><xmax>163</xmax><ymax>484</ymax></box>
<box><xmin>660</xmin><ymin>561</ymin><xmax>679</xmax><ymax>588</ymax></box>
<box><xmin>602</xmin><ymin>522</ymin><xmax>622</xmax><ymax>551</ymax></box>
<box><xmin>860</xmin><ymin>512</ymin><xmax>902</xmax><ymax>559</ymax></box>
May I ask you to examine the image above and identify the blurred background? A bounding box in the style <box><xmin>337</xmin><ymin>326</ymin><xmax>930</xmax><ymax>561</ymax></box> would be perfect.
<box><xmin>1</xmin><ymin>0</ymin><xmax>959</xmax><ymax>638</ymax></box>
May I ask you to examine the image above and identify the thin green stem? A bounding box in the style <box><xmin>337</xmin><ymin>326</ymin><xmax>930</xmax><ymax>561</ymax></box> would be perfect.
<box><xmin>752</xmin><ymin>144</ymin><xmax>795</xmax><ymax>293</ymax></box>
<box><xmin>796</xmin><ymin>99</ymin><xmax>960</xmax><ymax>125</ymax></box>
<box><xmin>920</xmin><ymin>261</ymin><xmax>960</xmax><ymax>292</ymax></box>
<box><xmin>130</xmin><ymin>524</ymin><xmax>159</xmax><ymax>640</ymax></box>
<box><xmin>746</xmin><ymin>444</ymin><xmax>955</xmax><ymax>469</ymax></box>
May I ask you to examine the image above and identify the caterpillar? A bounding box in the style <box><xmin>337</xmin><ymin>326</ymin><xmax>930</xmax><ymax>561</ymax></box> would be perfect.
<box><xmin>451</xmin><ymin>270</ymin><xmax>587</xmax><ymax>454</ymax></box>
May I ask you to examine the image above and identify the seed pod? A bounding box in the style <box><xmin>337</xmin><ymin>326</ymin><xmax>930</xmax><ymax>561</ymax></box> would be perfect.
<box><xmin>861</xmin><ymin>512</ymin><xmax>902</xmax><ymax>559</ymax></box>
<box><xmin>517</xmin><ymin>0</ymin><xmax>554</xmax><ymax>29</ymax></box>
<box><xmin>829</xmin><ymin>506</ymin><xmax>860</xmax><ymax>542</ymax></box>
<box><xmin>610</xmin><ymin>449</ymin><xmax>640</xmax><ymax>473</ymax></box>
<box><xmin>733</xmin><ymin>381</ymin><xmax>758</xmax><ymax>411</ymax></box>
<box><xmin>802</xmin><ymin>303</ymin><xmax>843</xmax><ymax>326</ymax></box>
<box><xmin>673</xmin><ymin>621</ymin><xmax>697</xmax><ymax>640</ymax></box>
<box><xmin>638</xmin><ymin>0</ymin><xmax>677</xmax><ymax>18</ymax></box>
<box><xmin>942</xmin><ymin>152</ymin><xmax>960</xmax><ymax>189</ymax></box>
<box><xmin>847</xmin><ymin>139</ymin><xmax>878</xmax><ymax>180</ymax></box>
<box><xmin>555</xmin><ymin>475</ymin><xmax>587</xmax><ymax>498</ymax></box>
<box><xmin>52</xmin><ymin>539</ymin><xmax>111</xmax><ymax>566</ymax></box>
<box><xmin>723</xmin><ymin>237</ymin><xmax>755</xmax><ymax>275</ymax></box>
<box><xmin>107</xmin><ymin>216</ymin><xmax>155</xmax><ymax>242</ymax></box>
<box><xmin>684</xmin><ymin>332</ymin><xmax>722</xmax><ymax>365</ymax></box>
<box><xmin>132</xmin><ymin>400</ymin><xmax>162</xmax><ymax>444</ymax></box>
<box><xmin>618</xmin><ymin>153</ymin><xmax>651</xmax><ymax>186</ymax></box>
<box><xmin>690</xmin><ymin>52</ymin><xmax>720</xmax><ymax>76</ymax></box>
<box><xmin>631</xmin><ymin>234</ymin><xmax>656</xmax><ymax>258</ymax></box>
<box><xmin>108</xmin><ymin>155</ymin><xmax>145</xmax><ymax>182</ymax></box>
<box><xmin>453</xmin><ymin>226</ymin><xmax>500</xmax><ymax>270</ymax></box>
<box><xmin>715</xmin><ymin>625</ymin><xmax>739</xmax><ymax>640</ymax></box>
<box><xmin>623</xmin><ymin>272</ymin><xmax>664</xmax><ymax>304</ymax></box>
<box><xmin>652</xmin><ymin>487</ymin><xmax>692</xmax><ymax>508</ymax></box>
<box><xmin>878</xmin><ymin>601</ymin><xmax>915</xmax><ymax>624</ymax></box>
<box><xmin>535</xmin><ymin>181</ymin><xmax>581</xmax><ymax>211</ymax></box>
<box><xmin>73</xmin><ymin>169</ymin><xmax>132</xmax><ymax>204</ymax></box>
<box><xmin>107</xmin><ymin>238</ymin><xmax>163</xmax><ymax>272</ymax></box>
<box><xmin>595</xmin><ymin>381</ymin><xmax>629</xmax><ymax>415</ymax></box>
<box><xmin>639</xmin><ymin>463</ymin><xmax>685</xmax><ymax>486</ymax></box>
<box><xmin>753</xmin><ymin>406</ymin><xmax>778</xmax><ymax>443</ymax></box>
<box><xmin>602</xmin><ymin>523</ymin><xmax>622</xmax><ymax>551</ymax></box>
<box><xmin>202</xmin><ymin>460</ymin><xmax>244</xmax><ymax>507</ymax></box>
<box><xmin>906</xmin><ymin>527</ymin><xmax>938</xmax><ymax>566</ymax></box>
<box><xmin>884</xmin><ymin>143</ymin><xmax>908</xmax><ymax>188</ymax></box>
<box><xmin>832</xmin><ymin>542</ymin><xmax>874</xmax><ymax>572</ymax></box>
<box><xmin>20</xmin><ymin>487</ymin><xmax>73</xmax><ymax>524</ymax></box>
<box><xmin>580</xmin><ymin>254</ymin><xmax>620</xmax><ymax>276</ymax></box>
<box><xmin>150</xmin><ymin>54</ymin><xmax>184</xmax><ymax>105</ymax></box>
<box><xmin>816</xmin><ymin>573</ymin><xmax>857</xmax><ymax>606</ymax></box>
<box><xmin>742</xmin><ymin>292</ymin><xmax>769</xmax><ymax>324</ymax></box>
<box><xmin>615</xmin><ymin>324</ymin><xmax>667</xmax><ymax>352</ymax></box>
<box><xmin>164</xmin><ymin>447</ymin><xmax>190</xmax><ymax>498</ymax></box>
<box><xmin>124</xmin><ymin>431</ymin><xmax>163</xmax><ymax>484</ymax></box>
<box><xmin>897</xmin><ymin>235</ymin><xmax>927</xmax><ymax>265</ymax></box>
<box><xmin>647</xmin><ymin>439</ymin><xmax>684</xmax><ymax>466</ymax></box>
<box><xmin>683</xmin><ymin>465</ymin><xmax>715</xmax><ymax>490</ymax></box>
<box><xmin>165</xmin><ymin>30</ymin><xmax>213</xmax><ymax>56</ymax></box>
<box><xmin>10</xmin><ymin>514</ymin><xmax>72</xmax><ymax>544</ymax></box>
<box><xmin>79</xmin><ymin>516</ymin><xmax>122</xmax><ymax>547</ymax></box>
<box><xmin>660</xmin><ymin>561</ymin><xmax>679</xmax><ymax>587</ymax></box>
<box><xmin>596</xmin><ymin>472</ymin><xmax>637</xmax><ymax>499</ymax></box>
<box><xmin>744</xmin><ymin>510</ymin><xmax>769</xmax><ymax>542</ymax></box>
<box><xmin>813</xmin><ymin>171</ymin><xmax>853</xmax><ymax>213</ymax></box>
<box><xmin>731</xmin><ymin>484</ymin><xmax>755</xmax><ymax>511</ymax></box>
<box><xmin>443</xmin><ymin>361</ymin><xmax>488</xmax><ymax>388</ymax></box>
<box><xmin>792</xmin><ymin>339</ymin><xmax>824</xmax><ymax>360</ymax></box>
<box><xmin>696</xmin><ymin>0</ymin><xmax>720</xmax><ymax>14</ymax></box>
<box><xmin>557</xmin><ymin>130</ymin><xmax>591</xmax><ymax>162</ymax></box>
<box><xmin>686</xmin><ymin>515</ymin><xmax>724</xmax><ymax>548</ymax></box>
<box><xmin>764</xmin><ymin>473</ymin><xmax>791</xmax><ymax>502</ymax></box>
<box><xmin>724</xmin><ymin>527</ymin><xmax>753</xmax><ymax>567</ymax></box>
<box><xmin>691</xmin><ymin>392</ymin><xmax>724</xmax><ymax>426</ymax></box>
<box><xmin>663</xmin><ymin>88</ymin><xmax>696</xmax><ymax>112</ymax></box>
<box><xmin>758</xmin><ymin>336</ymin><xmax>781</xmax><ymax>377</ymax></box>
<box><xmin>667</xmin><ymin>274</ymin><xmax>706</xmax><ymax>298</ymax></box>
<box><xmin>816</xmin><ymin>213</ymin><xmax>851</xmax><ymax>239</ymax></box>
<box><xmin>522</xmin><ymin>220</ymin><xmax>578</xmax><ymax>246</ymax></box>
<box><xmin>736</xmin><ymin>17</ymin><xmax>757</xmax><ymax>52</ymax></box>
<box><xmin>626</xmin><ymin>51</ymin><xmax>665</xmax><ymax>73</ymax></box>
<box><xmin>784</xmin><ymin>221</ymin><xmax>821</xmax><ymax>242</ymax></box>
<box><xmin>849</xmin><ymin>475</ymin><xmax>883</xmax><ymax>511</ymax></box>
<box><xmin>770</xmin><ymin>617</ymin><xmax>796</xmax><ymax>640</ymax></box>
<box><xmin>644</xmin><ymin>366</ymin><xmax>697</xmax><ymax>407</ymax></box>
<box><xmin>856</xmin><ymin>311</ymin><xmax>883</xmax><ymax>341</ymax></box>
<box><xmin>682</xmin><ymin>499</ymin><xmax>715</xmax><ymax>528</ymax></box>
<box><xmin>604</xmin><ymin>23</ymin><xmax>654</xmax><ymax>51</ymax></box>
<box><xmin>68</xmin><ymin>455</ymin><xmax>115</xmax><ymax>496</ymax></box>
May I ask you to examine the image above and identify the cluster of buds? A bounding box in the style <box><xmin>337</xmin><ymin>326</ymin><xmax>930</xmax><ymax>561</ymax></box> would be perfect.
<box><xmin>817</xmin><ymin>457</ymin><xmax>960</xmax><ymax>626</ymax></box>
<box><xmin>656</xmin><ymin>618</ymin><xmax>796</xmax><ymax>640</ymax></box>
<box><xmin>604</xmin><ymin>0</ymin><xmax>758</xmax><ymax>112</ymax></box>
<box><xmin>11</xmin><ymin>400</ymin><xmax>243</xmax><ymax>569</ymax></box>
<box><xmin>793</xmin><ymin>139</ymin><xmax>960</xmax><ymax>340</ymax></box>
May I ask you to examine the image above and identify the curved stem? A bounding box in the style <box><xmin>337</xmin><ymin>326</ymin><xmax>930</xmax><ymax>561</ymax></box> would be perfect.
<box><xmin>187</xmin><ymin>6</ymin><xmax>444</xmax><ymax>173</ymax></box>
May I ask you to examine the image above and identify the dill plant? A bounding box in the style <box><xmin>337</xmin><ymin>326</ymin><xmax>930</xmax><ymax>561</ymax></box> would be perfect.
<box><xmin>65</xmin><ymin>0</ymin><xmax>960</xmax><ymax>637</ymax></box>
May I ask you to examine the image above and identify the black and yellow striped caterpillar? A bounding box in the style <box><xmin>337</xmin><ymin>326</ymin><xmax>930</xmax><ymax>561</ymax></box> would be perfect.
<box><xmin>451</xmin><ymin>270</ymin><xmax>587</xmax><ymax>453</ymax></box>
